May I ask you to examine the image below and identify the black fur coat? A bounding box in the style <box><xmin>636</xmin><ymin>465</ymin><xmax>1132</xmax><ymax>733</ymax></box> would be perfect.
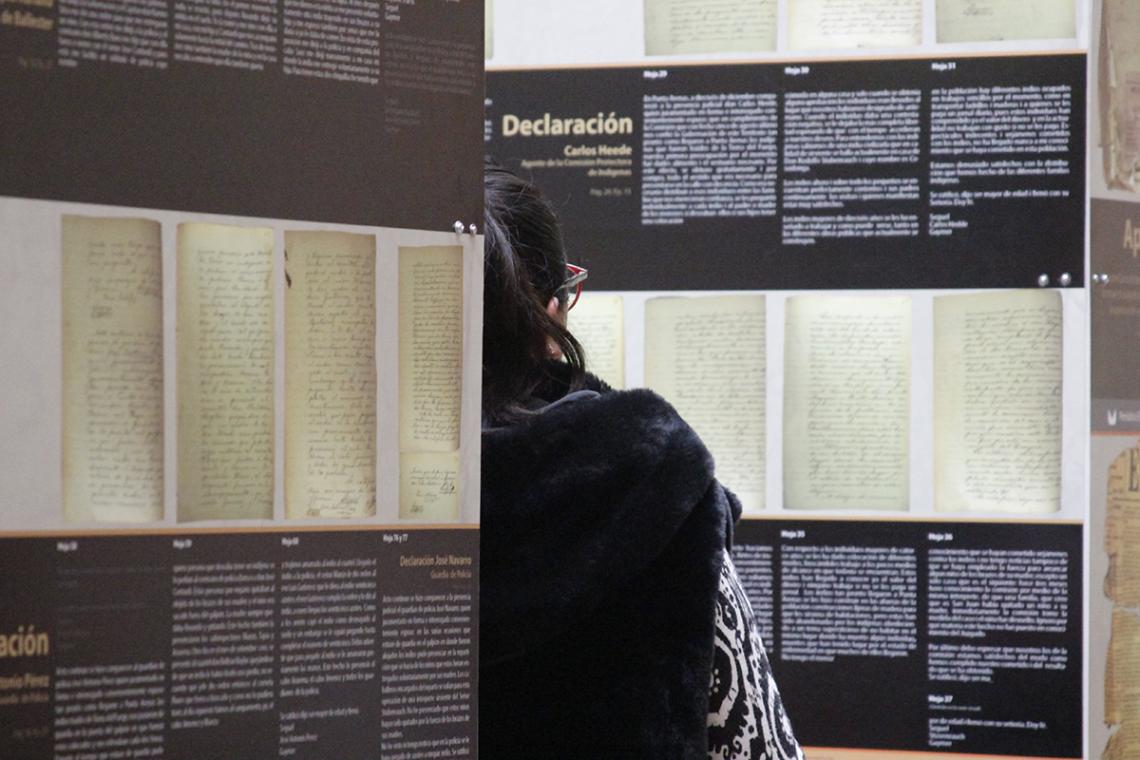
<box><xmin>480</xmin><ymin>369</ymin><xmax>741</xmax><ymax>759</ymax></box>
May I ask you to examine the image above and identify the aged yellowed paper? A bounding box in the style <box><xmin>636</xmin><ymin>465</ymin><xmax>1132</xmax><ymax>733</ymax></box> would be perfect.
<box><xmin>177</xmin><ymin>222</ymin><xmax>275</xmax><ymax>522</ymax></box>
<box><xmin>400</xmin><ymin>451</ymin><xmax>461</xmax><ymax>521</ymax></box>
<box><xmin>62</xmin><ymin>215</ymin><xmax>164</xmax><ymax>523</ymax></box>
<box><xmin>936</xmin><ymin>0</ymin><xmax>1075</xmax><ymax>43</ymax></box>
<box><xmin>644</xmin><ymin>0</ymin><xmax>776</xmax><ymax>56</ymax></box>
<box><xmin>784</xmin><ymin>295</ymin><xmax>910</xmax><ymax>510</ymax></box>
<box><xmin>485</xmin><ymin>0</ymin><xmax>493</xmax><ymax>59</ymax></box>
<box><xmin>645</xmin><ymin>294</ymin><xmax>766</xmax><ymax>511</ymax></box>
<box><xmin>1102</xmin><ymin>0</ymin><xmax>1140</xmax><ymax>191</ymax></box>
<box><xmin>1107</xmin><ymin>608</ymin><xmax>1140</xmax><ymax>728</ymax></box>
<box><xmin>1105</xmin><ymin>722</ymin><xmax>1140</xmax><ymax>760</ymax></box>
<box><xmin>788</xmin><ymin>0</ymin><xmax>921</xmax><ymax>50</ymax></box>
<box><xmin>934</xmin><ymin>289</ymin><xmax>1062</xmax><ymax>514</ymax></box>
<box><xmin>568</xmin><ymin>293</ymin><xmax>625</xmax><ymax>390</ymax></box>
<box><xmin>284</xmin><ymin>230</ymin><xmax>376</xmax><ymax>519</ymax></box>
<box><xmin>1105</xmin><ymin>444</ymin><xmax>1140</xmax><ymax>605</ymax></box>
<box><xmin>398</xmin><ymin>246</ymin><xmax>463</xmax><ymax>453</ymax></box>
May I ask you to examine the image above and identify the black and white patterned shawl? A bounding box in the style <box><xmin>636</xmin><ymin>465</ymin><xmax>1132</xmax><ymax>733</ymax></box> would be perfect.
<box><xmin>709</xmin><ymin>553</ymin><xmax>804</xmax><ymax>760</ymax></box>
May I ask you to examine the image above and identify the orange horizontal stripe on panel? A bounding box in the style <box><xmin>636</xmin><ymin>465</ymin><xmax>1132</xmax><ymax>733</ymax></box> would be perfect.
<box><xmin>804</xmin><ymin>747</ymin><xmax>1075</xmax><ymax>760</ymax></box>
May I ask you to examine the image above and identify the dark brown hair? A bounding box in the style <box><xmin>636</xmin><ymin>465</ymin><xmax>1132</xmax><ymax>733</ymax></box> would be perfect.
<box><xmin>482</xmin><ymin>161</ymin><xmax>585</xmax><ymax>424</ymax></box>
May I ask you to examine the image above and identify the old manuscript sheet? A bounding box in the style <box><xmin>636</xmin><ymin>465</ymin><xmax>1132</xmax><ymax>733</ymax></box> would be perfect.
<box><xmin>485</xmin><ymin>0</ymin><xmax>493</xmax><ymax>58</ymax></box>
<box><xmin>1106</xmin><ymin>445</ymin><xmax>1140</xmax><ymax>606</ymax></box>
<box><xmin>284</xmin><ymin>231</ymin><xmax>376</xmax><ymax>519</ymax></box>
<box><xmin>644</xmin><ymin>0</ymin><xmax>776</xmax><ymax>56</ymax></box>
<box><xmin>177</xmin><ymin>223</ymin><xmax>275</xmax><ymax>522</ymax></box>
<box><xmin>400</xmin><ymin>451</ymin><xmax>461</xmax><ymax>522</ymax></box>
<box><xmin>398</xmin><ymin>246</ymin><xmax>463</xmax><ymax>520</ymax></box>
<box><xmin>568</xmin><ymin>293</ymin><xmax>625</xmax><ymax>389</ymax></box>
<box><xmin>1107</xmin><ymin>606</ymin><xmax>1140</xmax><ymax>727</ymax></box>
<box><xmin>784</xmin><ymin>295</ymin><xmax>910</xmax><ymax>511</ymax></box>
<box><xmin>1104</xmin><ymin>445</ymin><xmax>1140</xmax><ymax>759</ymax></box>
<box><xmin>937</xmin><ymin>0</ymin><xmax>1075</xmax><ymax>42</ymax></box>
<box><xmin>645</xmin><ymin>295</ymin><xmax>766</xmax><ymax>511</ymax></box>
<box><xmin>62</xmin><ymin>215</ymin><xmax>164</xmax><ymax>523</ymax></box>
<box><xmin>1102</xmin><ymin>0</ymin><xmax>1140</xmax><ymax>192</ymax></box>
<box><xmin>934</xmin><ymin>290</ymin><xmax>1062</xmax><ymax>514</ymax></box>
<box><xmin>787</xmin><ymin>0</ymin><xmax>921</xmax><ymax>50</ymax></box>
<box><xmin>1105</xmin><ymin>722</ymin><xmax>1140</xmax><ymax>760</ymax></box>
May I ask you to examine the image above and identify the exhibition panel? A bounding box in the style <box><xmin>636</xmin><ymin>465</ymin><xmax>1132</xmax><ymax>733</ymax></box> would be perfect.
<box><xmin>0</xmin><ymin>1</ymin><xmax>483</xmax><ymax>757</ymax></box>
<box><xmin>489</xmin><ymin>1</ymin><xmax>1091</xmax><ymax>757</ymax></box>
<box><xmin>489</xmin><ymin>55</ymin><xmax>1086</xmax><ymax>291</ymax></box>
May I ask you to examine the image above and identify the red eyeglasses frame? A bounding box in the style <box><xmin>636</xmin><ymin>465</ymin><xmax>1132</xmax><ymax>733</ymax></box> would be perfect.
<box><xmin>562</xmin><ymin>263</ymin><xmax>588</xmax><ymax>311</ymax></box>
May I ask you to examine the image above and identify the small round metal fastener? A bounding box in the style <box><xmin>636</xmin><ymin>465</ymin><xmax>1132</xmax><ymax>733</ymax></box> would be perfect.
<box><xmin>1037</xmin><ymin>273</ymin><xmax>1050</xmax><ymax>287</ymax></box>
<box><xmin>453</xmin><ymin>220</ymin><xmax>465</xmax><ymax>234</ymax></box>
<box><xmin>1059</xmin><ymin>272</ymin><xmax>1072</xmax><ymax>287</ymax></box>
<box><xmin>468</xmin><ymin>223</ymin><xmax>478</xmax><ymax>235</ymax></box>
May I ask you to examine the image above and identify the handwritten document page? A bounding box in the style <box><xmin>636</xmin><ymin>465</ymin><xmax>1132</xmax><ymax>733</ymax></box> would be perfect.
<box><xmin>1103</xmin><ymin>720</ymin><xmax>1140</xmax><ymax>760</ymax></box>
<box><xmin>62</xmin><ymin>215</ymin><xmax>164</xmax><ymax>523</ymax></box>
<box><xmin>933</xmin><ymin>290</ymin><xmax>1061</xmax><ymax>514</ymax></box>
<box><xmin>1105</xmin><ymin>445</ymin><xmax>1140</xmax><ymax>605</ymax></box>
<box><xmin>644</xmin><ymin>0</ymin><xmax>776</xmax><ymax>56</ymax></box>
<box><xmin>1102</xmin><ymin>0</ymin><xmax>1140</xmax><ymax>192</ymax></box>
<box><xmin>400</xmin><ymin>451</ymin><xmax>460</xmax><ymax>521</ymax></box>
<box><xmin>177</xmin><ymin>223</ymin><xmax>274</xmax><ymax>522</ymax></box>
<box><xmin>485</xmin><ymin>0</ymin><xmax>492</xmax><ymax>58</ymax></box>
<box><xmin>784</xmin><ymin>295</ymin><xmax>910</xmax><ymax>510</ymax></box>
<box><xmin>644</xmin><ymin>295</ymin><xmax>765</xmax><ymax>510</ymax></box>
<box><xmin>568</xmin><ymin>293</ymin><xmax>625</xmax><ymax>389</ymax></box>
<box><xmin>1107</xmin><ymin>609</ymin><xmax>1140</xmax><ymax>733</ymax></box>
<box><xmin>787</xmin><ymin>0</ymin><xmax>921</xmax><ymax>49</ymax></box>
<box><xmin>936</xmin><ymin>0</ymin><xmax>1075</xmax><ymax>42</ymax></box>
<box><xmin>399</xmin><ymin>246</ymin><xmax>463</xmax><ymax>453</ymax></box>
<box><xmin>284</xmin><ymin>231</ymin><xmax>376</xmax><ymax>519</ymax></box>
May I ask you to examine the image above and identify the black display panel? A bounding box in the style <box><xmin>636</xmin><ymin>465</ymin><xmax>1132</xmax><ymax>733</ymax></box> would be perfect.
<box><xmin>0</xmin><ymin>1</ymin><xmax>483</xmax><ymax>229</ymax></box>
<box><xmin>0</xmin><ymin>528</ymin><xmax>478</xmax><ymax>759</ymax></box>
<box><xmin>487</xmin><ymin>54</ymin><xmax>1086</xmax><ymax>291</ymax></box>
<box><xmin>732</xmin><ymin>518</ymin><xmax>1082</xmax><ymax>758</ymax></box>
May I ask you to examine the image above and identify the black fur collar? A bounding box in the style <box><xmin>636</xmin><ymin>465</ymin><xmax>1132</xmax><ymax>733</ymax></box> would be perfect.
<box><xmin>480</xmin><ymin>375</ymin><xmax>739</xmax><ymax>758</ymax></box>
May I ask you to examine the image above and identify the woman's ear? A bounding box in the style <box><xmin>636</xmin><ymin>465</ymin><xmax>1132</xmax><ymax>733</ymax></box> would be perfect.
<box><xmin>545</xmin><ymin>296</ymin><xmax>564</xmax><ymax>358</ymax></box>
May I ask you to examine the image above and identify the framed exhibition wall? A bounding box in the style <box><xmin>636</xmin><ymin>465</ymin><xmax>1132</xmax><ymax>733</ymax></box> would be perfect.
<box><xmin>487</xmin><ymin>1</ymin><xmax>1095</xmax><ymax>758</ymax></box>
<box><xmin>0</xmin><ymin>2</ymin><xmax>484</xmax><ymax>758</ymax></box>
